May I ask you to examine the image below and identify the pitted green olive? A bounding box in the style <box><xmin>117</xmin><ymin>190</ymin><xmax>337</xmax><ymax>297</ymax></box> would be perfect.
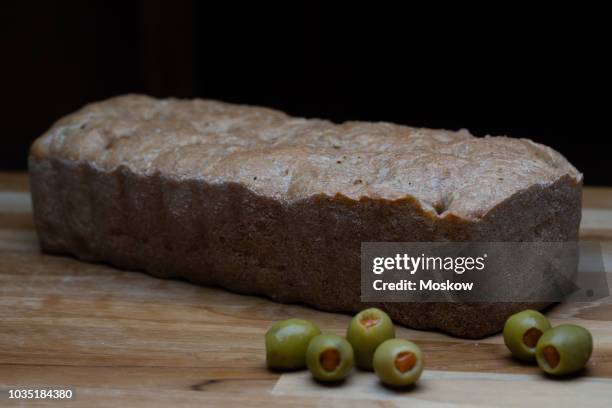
<box><xmin>306</xmin><ymin>334</ymin><xmax>354</xmax><ymax>382</ymax></box>
<box><xmin>373</xmin><ymin>338</ymin><xmax>424</xmax><ymax>387</ymax></box>
<box><xmin>503</xmin><ymin>309</ymin><xmax>551</xmax><ymax>362</ymax></box>
<box><xmin>346</xmin><ymin>307</ymin><xmax>395</xmax><ymax>370</ymax></box>
<box><xmin>265</xmin><ymin>318</ymin><xmax>321</xmax><ymax>370</ymax></box>
<box><xmin>535</xmin><ymin>324</ymin><xmax>593</xmax><ymax>376</ymax></box>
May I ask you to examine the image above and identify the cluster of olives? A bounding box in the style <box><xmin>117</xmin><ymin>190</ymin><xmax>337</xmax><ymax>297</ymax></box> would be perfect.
<box><xmin>265</xmin><ymin>308</ymin><xmax>593</xmax><ymax>387</ymax></box>
<box><xmin>503</xmin><ymin>309</ymin><xmax>593</xmax><ymax>375</ymax></box>
<box><xmin>265</xmin><ymin>308</ymin><xmax>424</xmax><ymax>387</ymax></box>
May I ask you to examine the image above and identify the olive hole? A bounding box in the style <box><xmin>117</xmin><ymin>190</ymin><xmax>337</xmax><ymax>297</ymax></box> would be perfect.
<box><xmin>522</xmin><ymin>327</ymin><xmax>543</xmax><ymax>349</ymax></box>
<box><xmin>319</xmin><ymin>348</ymin><xmax>341</xmax><ymax>372</ymax></box>
<box><xmin>394</xmin><ymin>351</ymin><xmax>417</xmax><ymax>373</ymax></box>
<box><xmin>360</xmin><ymin>314</ymin><xmax>380</xmax><ymax>329</ymax></box>
<box><xmin>543</xmin><ymin>345</ymin><xmax>560</xmax><ymax>369</ymax></box>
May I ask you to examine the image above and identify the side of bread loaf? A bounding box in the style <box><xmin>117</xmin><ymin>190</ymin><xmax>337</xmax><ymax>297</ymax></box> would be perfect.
<box><xmin>29</xmin><ymin>95</ymin><xmax>582</xmax><ymax>338</ymax></box>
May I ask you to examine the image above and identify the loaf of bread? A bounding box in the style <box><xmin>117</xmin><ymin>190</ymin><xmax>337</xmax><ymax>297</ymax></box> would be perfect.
<box><xmin>29</xmin><ymin>95</ymin><xmax>582</xmax><ymax>338</ymax></box>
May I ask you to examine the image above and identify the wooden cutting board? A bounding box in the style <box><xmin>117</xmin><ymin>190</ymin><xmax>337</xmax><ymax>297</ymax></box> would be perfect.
<box><xmin>1</xmin><ymin>171</ymin><xmax>611</xmax><ymax>407</ymax></box>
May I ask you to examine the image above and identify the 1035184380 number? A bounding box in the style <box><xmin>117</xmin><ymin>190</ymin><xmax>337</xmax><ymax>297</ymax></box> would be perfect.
<box><xmin>8</xmin><ymin>389</ymin><xmax>73</xmax><ymax>399</ymax></box>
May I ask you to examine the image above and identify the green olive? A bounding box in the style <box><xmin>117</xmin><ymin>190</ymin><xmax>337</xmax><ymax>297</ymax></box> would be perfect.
<box><xmin>535</xmin><ymin>324</ymin><xmax>593</xmax><ymax>376</ymax></box>
<box><xmin>373</xmin><ymin>338</ymin><xmax>424</xmax><ymax>387</ymax></box>
<box><xmin>265</xmin><ymin>318</ymin><xmax>321</xmax><ymax>370</ymax></box>
<box><xmin>306</xmin><ymin>334</ymin><xmax>354</xmax><ymax>382</ymax></box>
<box><xmin>346</xmin><ymin>307</ymin><xmax>395</xmax><ymax>370</ymax></box>
<box><xmin>503</xmin><ymin>309</ymin><xmax>551</xmax><ymax>362</ymax></box>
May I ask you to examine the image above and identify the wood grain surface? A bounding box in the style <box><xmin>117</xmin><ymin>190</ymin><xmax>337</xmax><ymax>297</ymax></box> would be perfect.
<box><xmin>1</xmin><ymin>172</ymin><xmax>611</xmax><ymax>407</ymax></box>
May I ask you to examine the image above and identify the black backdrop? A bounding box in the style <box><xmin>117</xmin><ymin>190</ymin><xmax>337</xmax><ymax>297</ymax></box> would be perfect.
<box><xmin>1</xmin><ymin>1</ymin><xmax>611</xmax><ymax>184</ymax></box>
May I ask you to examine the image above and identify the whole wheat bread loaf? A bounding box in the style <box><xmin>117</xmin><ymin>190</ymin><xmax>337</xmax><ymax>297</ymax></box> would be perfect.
<box><xmin>29</xmin><ymin>95</ymin><xmax>582</xmax><ymax>338</ymax></box>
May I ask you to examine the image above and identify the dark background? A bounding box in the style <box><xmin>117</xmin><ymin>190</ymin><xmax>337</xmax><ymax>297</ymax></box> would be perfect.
<box><xmin>1</xmin><ymin>1</ymin><xmax>611</xmax><ymax>184</ymax></box>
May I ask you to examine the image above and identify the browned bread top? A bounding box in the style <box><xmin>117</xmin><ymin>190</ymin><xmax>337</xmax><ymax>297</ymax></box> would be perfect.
<box><xmin>31</xmin><ymin>94</ymin><xmax>581</xmax><ymax>220</ymax></box>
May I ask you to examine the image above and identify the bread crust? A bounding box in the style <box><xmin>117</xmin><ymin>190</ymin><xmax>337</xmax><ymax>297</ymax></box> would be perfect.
<box><xmin>29</xmin><ymin>95</ymin><xmax>583</xmax><ymax>338</ymax></box>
